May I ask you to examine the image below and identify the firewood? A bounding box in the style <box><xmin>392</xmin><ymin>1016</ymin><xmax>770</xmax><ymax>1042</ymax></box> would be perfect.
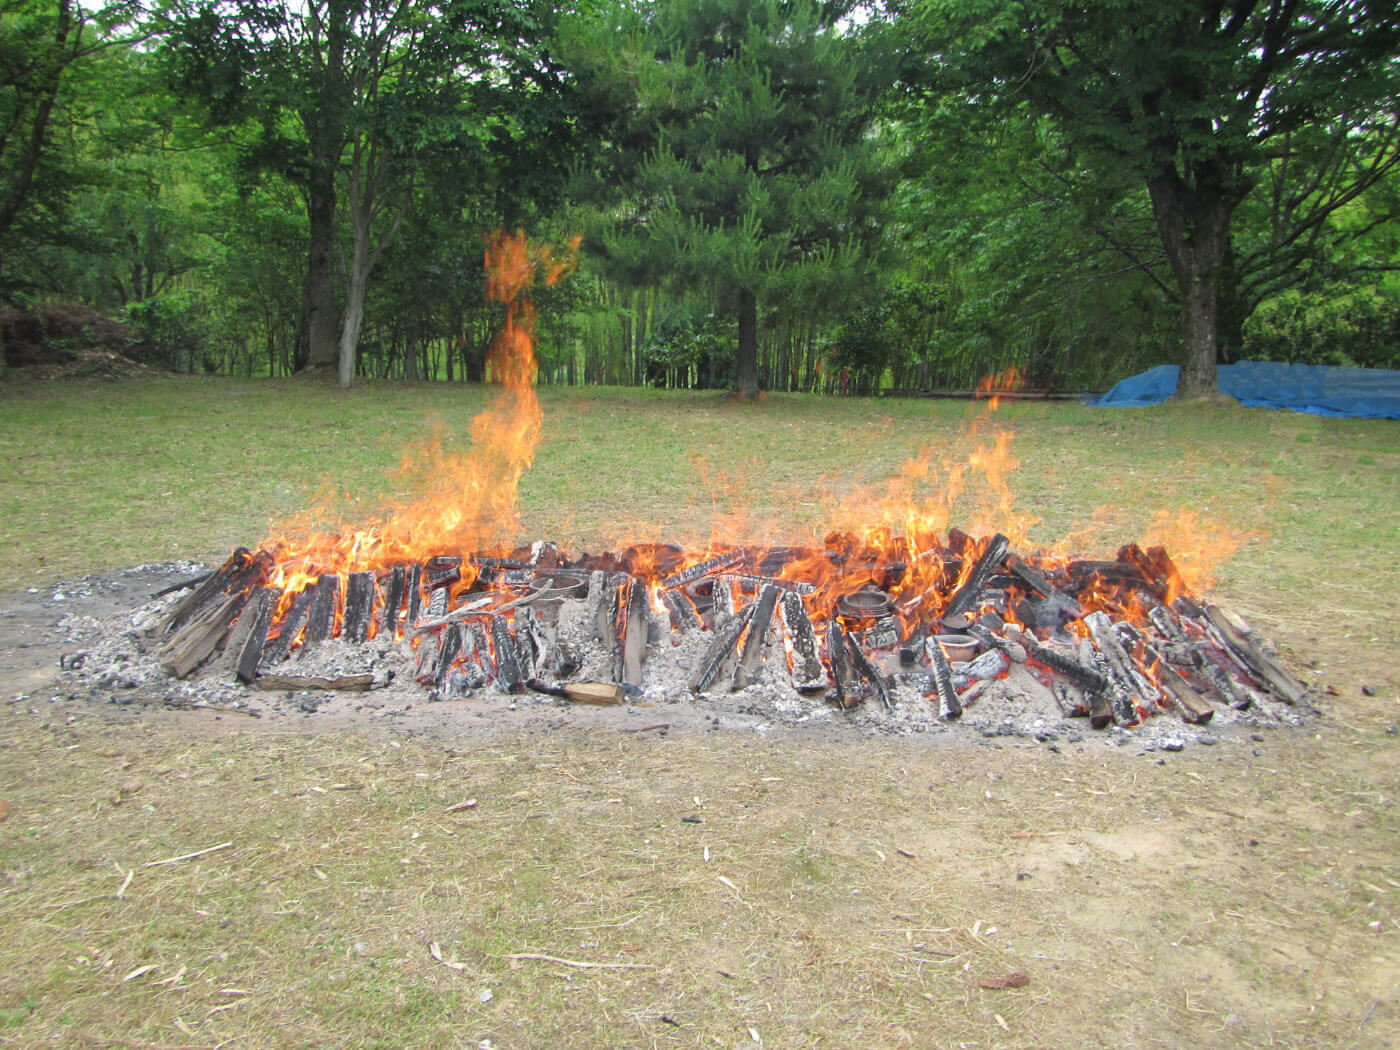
<box><xmin>232</xmin><ymin>586</ymin><xmax>278</xmax><ymax>684</ymax></box>
<box><xmin>1084</xmin><ymin>612</ymin><xmax>1149</xmax><ymax>724</ymax></box>
<box><xmin>341</xmin><ymin>571</ymin><xmax>375</xmax><ymax>643</ymax></box>
<box><xmin>529</xmin><ymin>680</ymin><xmax>625</xmax><ymax>705</ymax></box>
<box><xmin>660</xmin><ymin>588</ymin><xmax>700</xmax><ymax>632</ymax></box>
<box><xmin>159</xmin><ymin>548</ymin><xmax>269</xmax><ymax>637</ymax></box>
<box><xmin>925</xmin><ymin>635</ymin><xmax>962</xmax><ymax>720</ymax></box>
<box><xmin>827</xmin><ymin>621</ymin><xmax>857</xmax><ymax>710</ymax></box>
<box><xmin>433</xmin><ymin>622</ymin><xmax>463</xmax><ymax>692</ymax></box>
<box><xmin>1006</xmin><ymin>555</ymin><xmax>1082</xmax><ymax>619</ymax></box>
<box><xmin>159</xmin><ymin>592</ymin><xmax>243</xmax><ymax>679</ymax></box>
<box><xmin>844</xmin><ymin>626</ymin><xmax>893</xmax><ymax>711</ymax></box>
<box><xmin>717</xmin><ymin>572</ymin><xmax>816</xmax><ymax>596</ymax></box>
<box><xmin>379</xmin><ymin>565</ymin><xmax>407</xmax><ymax>640</ymax></box>
<box><xmin>1145</xmin><ymin>648</ymin><xmax>1215</xmax><ymax>723</ymax></box>
<box><xmin>942</xmin><ymin>533</ymin><xmax>1009</xmax><ymax>628</ymax></box>
<box><xmin>689</xmin><ymin>604</ymin><xmax>755</xmax><ymax>693</ymax></box>
<box><xmin>779</xmin><ymin>590</ymin><xmax>824</xmax><ymax>686</ymax></box>
<box><xmin>711</xmin><ymin>576</ymin><xmax>735</xmax><ymax>632</ymax></box>
<box><xmin>490</xmin><ymin>614</ymin><xmax>524</xmax><ymax>692</ymax></box>
<box><xmin>404</xmin><ymin>564</ymin><xmax>424</xmax><ymax>626</ymax></box>
<box><xmin>302</xmin><ymin>574</ymin><xmax>341</xmax><ymax>650</ymax></box>
<box><xmin>425</xmin><ymin>555</ymin><xmax>462</xmax><ymax>590</ymax></box>
<box><xmin>622</xmin><ymin>577</ymin><xmax>648</xmax><ymax>687</ymax></box>
<box><xmin>662</xmin><ymin>551</ymin><xmax>742</xmax><ymax>590</ymax></box>
<box><xmin>1204</xmin><ymin>604</ymin><xmax>1306</xmax><ymax>704</ymax></box>
<box><xmin>259</xmin><ymin>588</ymin><xmax>312</xmax><ymax>670</ymax></box>
<box><xmin>732</xmin><ymin>584</ymin><xmax>781</xmax><ymax>690</ymax></box>
<box><xmin>255</xmin><ymin>672</ymin><xmax>374</xmax><ymax>692</ymax></box>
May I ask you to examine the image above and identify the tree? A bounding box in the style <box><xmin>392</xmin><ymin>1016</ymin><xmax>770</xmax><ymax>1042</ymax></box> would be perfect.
<box><xmin>568</xmin><ymin>0</ymin><xmax>899</xmax><ymax>396</ymax></box>
<box><xmin>913</xmin><ymin>0</ymin><xmax>1400</xmax><ymax>397</ymax></box>
<box><xmin>168</xmin><ymin>0</ymin><xmax>569</xmax><ymax>386</ymax></box>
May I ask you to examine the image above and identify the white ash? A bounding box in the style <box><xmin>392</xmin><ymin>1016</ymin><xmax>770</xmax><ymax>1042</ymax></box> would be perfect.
<box><xmin>54</xmin><ymin>576</ymin><xmax>1313</xmax><ymax>749</ymax></box>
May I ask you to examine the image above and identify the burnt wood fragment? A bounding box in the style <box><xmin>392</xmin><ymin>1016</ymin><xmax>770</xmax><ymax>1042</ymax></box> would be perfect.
<box><xmin>151</xmin><ymin>571</ymin><xmax>212</xmax><ymax>600</ymax></box>
<box><xmin>925</xmin><ymin>637</ymin><xmax>961</xmax><ymax>720</ymax></box>
<box><xmin>1148</xmin><ymin>604</ymin><xmax>1188</xmax><ymax>645</ymax></box>
<box><xmin>256</xmin><ymin>672</ymin><xmax>374</xmax><ymax>692</ymax></box>
<box><xmin>711</xmin><ymin>576</ymin><xmax>736</xmax><ymax>633</ymax></box>
<box><xmin>232</xmin><ymin>586</ymin><xmax>278</xmax><ymax>684</ymax></box>
<box><xmin>433</xmin><ymin>623</ymin><xmax>464</xmax><ymax>693</ymax></box>
<box><xmin>342</xmin><ymin>572</ymin><xmax>375</xmax><ymax>643</ymax></box>
<box><xmin>732</xmin><ymin>584</ymin><xmax>781</xmax><ymax>691</ymax></box>
<box><xmin>1203</xmin><ymin>604</ymin><xmax>1306</xmax><ymax>704</ymax></box>
<box><xmin>1139</xmin><ymin>639</ymin><xmax>1214</xmax><ymax>723</ymax></box>
<box><xmin>941</xmin><ymin>533</ymin><xmax>1009</xmax><ymax>628</ymax></box>
<box><xmin>1051</xmin><ymin>681</ymin><xmax>1089</xmax><ymax>718</ymax></box>
<box><xmin>161</xmin><ymin>548</ymin><xmax>270</xmax><ymax>637</ymax></box>
<box><xmin>1084</xmin><ymin>612</ymin><xmax>1148</xmax><ymax>724</ymax></box>
<box><xmin>689</xmin><ymin>604</ymin><xmax>755</xmax><ymax>693</ymax></box>
<box><xmin>662</xmin><ymin>551</ymin><xmax>742</xmax><ymax>590</ymax></box>
<box><xmin>414</xmin><ymin>630</ymin><xmax>442</xmax><ymax>684</ymax></box>
<box><xmin>302</xmin><ymin>574</ymin><xmax>341</xmax><ymax>650</ymax></box>
<box><xmin>380</xmin><ymin>565</ymin><xmax>407</xmax><ymax>640</ymax></box>
<box><xmin>425</xmin><ymin>555</ymin><xmax>462</xmax><ymax>590</ymax></box>
<box><xmin>660</xmin><ymin>588</ymin><xmax>700</xmax><ymax>632</ymax></box>
<box><xmin>779</xmin><ymin>591</ymin><xmax>825</xmax><ymax>685</ymax></box>
<box><xmin>490</xmin><ymin>614</ymin><xmax>524</xmax><ymax>693</ymax></box>
<box><xmin>621</xmin><ymin>578</ymin><xmax>649</xmax><ymax>687</ymax></box>
<box><xmin>259</xmin><ymin>588</ymin><xmax>313</xmax><ymax>670</ymax></box>
<box><xmin>718</xmin><ymin>572</ymin><xmax>816</xmax><ymax>596</ymax></box>
<box><xmin>404</xmin><ymin>564</ymin><xmax>424</xmax><ymax>627</ymax></box>
<box><xmin>827</xmin><ymin>622</ymin><xmax>857</xmax><ymax>710</ymax></box>
<box><xmin>1006</xmin><ymin>556</ymin><xmax>1083</xmax><ymax>618</ymax></box>
<box><xmin>843</xmin><ymin>627</ymin><xmax>892</xmax><ymax>711</ymax></box>
<box><xmin>159</xmin><ymin>592</ymin><xmax>244</xmax><ymax>679</ymax></box>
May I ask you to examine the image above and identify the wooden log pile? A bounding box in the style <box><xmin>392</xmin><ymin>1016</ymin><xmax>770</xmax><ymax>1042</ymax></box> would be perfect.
<box><xmin>143</xmin><ymin>533</ymin><xmax>1309</xmax><ymax>731</ymax></box>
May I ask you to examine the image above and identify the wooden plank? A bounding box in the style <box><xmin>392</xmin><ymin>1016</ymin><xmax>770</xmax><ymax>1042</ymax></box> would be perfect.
<box><xmin>942</xmin><ymin>533</ymin><xmax>1009</xmax><ymax>628</ymax></box>
<box><xmin>159</xmin><ymin>592</ymin><xmax>243</xmax><ymax>679</ymax></box>
<box><xmin>622</xmin><ymin>577</ymin><xmax>648</xmax><ymax>687</ymax></box>
<box><xmin>845</xmin><ymin>626</ymin><xmax>893</xmax><ymax>711</ymax></box>
<box><xmin>689</xmin><ymin>604</ymin><xmax>754</xmax><ymax>693</ymax></box>
<box><xmin>925</xmin><ymin>635</ymin><xmax>962</xmax><ymax>720</ymax></box>
<box><xmin>301</xmin><ymin>574</ymin><xmax>341</xmax><ymax>649</ymax></box>
<box><xmin>779</xmin><ymin>590</ymin><xmax>824</xmax><ymax>685</ymax></box>
<box><xmin>379</xmin><ymin>565</ymin><xmax>406</xmax><ymax>640</ymax></box>
<box><xmin>259</xmin><ymin>588</ymin><xmax>313</xmax><ymax>670</ymax></box>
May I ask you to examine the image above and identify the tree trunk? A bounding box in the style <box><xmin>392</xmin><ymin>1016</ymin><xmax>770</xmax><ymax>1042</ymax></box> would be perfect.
<box><xmin>304</xmin><ymin>165</ymin><xmax>339</xmax><ymax>372</ymax></box>
<box><xmin>736</xmin><ymin>288</ymin><xmax>759</xmax><ymax>397</ymax></box>
<box><xmin>337</xmin><ymin>206</ymin><xmax>372</xmax><ymax>388</ymax></box>
<box><xmin>1147</xmin><ymin>172</ymin><xmax>1235</xmax><ymax>399</ymax></box>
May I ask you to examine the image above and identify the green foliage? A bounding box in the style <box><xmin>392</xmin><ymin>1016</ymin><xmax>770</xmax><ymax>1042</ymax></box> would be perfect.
<box><xmin>1246</xmin><ymin>286</ymin><xmax>1400</xmax><ymax>369</ymax></box>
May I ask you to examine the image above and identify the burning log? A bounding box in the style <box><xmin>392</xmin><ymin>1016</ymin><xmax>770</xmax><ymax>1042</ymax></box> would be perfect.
<box><xmin>827</xmin><ymin>622</ymin><xmax>858</xmax><ymax>710</ymax></box>
<box><xmin>379</xmin><ymin>565</ymin><xmax>407</xmax><ymax>640</ymax></box>
<box><xmin>433</xmin><ymin>622</ymin><xmax>463</xmax><ymax>693</ymax></box>
<box><xmin>232</xmin><ymin>586</ymin><xmax>278</xmax><ymax>684</ymax></box>
<box><xmin>425</xmin><ymin>555</ymin><xmax>462</xmax><ymax>590</ymax></box>
<box><xmin>662</xmin><ymin>551</ymin><xmax>742</xmax><ymax>590</ymax></box>
<box><xmin>1140</xmin><ymin>641</ymin><xmax>1214</xmax><ymax>723</ymax></box>
<box><xmin>1117</xmin><ymin>544</ymin><xmax>1183</xmax><ymax>601</ymax></box>
<box><xmin>1051</xmin><ymin>681</ymin><xmax>1089</xmax><ymax>718</ymax></box>
<box><xmin>414</xmin><ymin>630</ymin><xmax>441</xmax><ymax>684</ymax></box>
<box><xmin>621</xmin><ymin>578</ymin><xmax>649</xmax><ymax>688</ymax></box>
<box><xmin>925</xmin><ymin>634</ymin><xmax>962</xmax><ymax>720</ymax></box>
<box><xmin>732</xmin><ymin>584</ymin><xmax>782</xmax><ymax>690</ymax></box>
<box><xmin>259</xmin><ymin>588</ymin><xmax>313</xmax><ymax>670</ymax></box>
<box><xmin>711</xmin><ymin>576</ymin><xmax>736</xmax><ymax>632</ymax></box>
<box><xmin>587</xmin><ymin>570</ymin><xmax>617</xmax><ymax>650</ymax></box>
<box><xmin>1148</xmin><ymin>604</ymin><xmax>1188</xmax><ymax>645</ymax></box>
<box><xmin>1083</xmin><ymin>612</ymin><xmax>1148</xmax><ymax>725</ymax></box>
<box><xmin>489</xmin><ymin>614</ymin><xmax>524</xmax><ymax>693</ymax></box>
<box><xmin>844</xmin><ymin>627</ymin><xmax>893</xmax><ymax>711</ymax></box>
<box><xmin>718</xmin><ymin>573</ymin><xmax>817</xmax><ymax>597</ymax></box>
<box><xmin>1006</xmin><ymin>555</ymin><xmax>1083</xmax><ymax>619</ymax></box>
<box><xmin>660</xmin><ymin>588</ymin><xmax>700</xmax><ymax>632</ymax></box>
<box><xmin>302</xmin><ymin>574</ymin><xmax>341</xmax><ymax>650</ymax></box>
<box><xmin>1203</xmin><ymin>604</ymin><xmax>1306</xmax><ymax>704</ymax></box>
<box><xmin>958</xmin><ymin>647</ymin><xmax>1009</xmax><ymax>682</ymax></box>
<box><xmin>941</xmin><ymin>533</ymin><xmax>1009</xmax><ymax>629</ymax></box>
<box><xmin>779</xmin><ymin>591</ymin><xmax>824</xmax><ymax>687</ymax></box>
<box><xmin>689</xmin><ymin>604</ymin><xmax>755</xmax><ymax>694</ymax></box>
<box><xmin>159</xmin><ymin>592</ymin><xmax>243</xmax><ymax>679</ymax></box>
<box><xmin>342</xmin><ymin>572</ymin><xmax>375</xmax><ymax>643</ymax></box>
<box><xmin>405</xmin><ymin>564</ymin><xmax>424</xmax><ymax>627</ymax></box>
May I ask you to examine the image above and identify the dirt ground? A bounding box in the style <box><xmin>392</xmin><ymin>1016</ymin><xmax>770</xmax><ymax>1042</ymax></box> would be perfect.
<box><xmin>1</xmin><ymin>563</ymin><xmax>1398</xmax><ymax>1049</ymax></box>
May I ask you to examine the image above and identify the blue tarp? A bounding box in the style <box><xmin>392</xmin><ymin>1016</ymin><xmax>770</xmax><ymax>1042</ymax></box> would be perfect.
<box><xmin>1089</xmin><ymin>362</ymin><xmax>1400</xmax><ymax>419</ymax></box>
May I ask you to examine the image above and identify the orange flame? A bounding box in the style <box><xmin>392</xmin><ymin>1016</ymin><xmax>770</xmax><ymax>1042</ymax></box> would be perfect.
<box><xmin>259</xmin><ymin>230</ymin><xmax>578</xmax><ymax>588</ymax></box>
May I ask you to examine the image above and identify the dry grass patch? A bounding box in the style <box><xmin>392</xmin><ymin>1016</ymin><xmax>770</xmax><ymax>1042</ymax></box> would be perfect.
<box><xmin>1</xmin><ymin>707</ymin><xmax>1397</xmax><ymax>1048</ymax></box>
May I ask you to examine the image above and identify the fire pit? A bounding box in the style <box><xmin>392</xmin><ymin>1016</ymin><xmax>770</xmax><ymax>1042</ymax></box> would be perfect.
<box><xmin>51</xmin><ymin>233</ymin><xmax>1314</xmax><ymax>747</ymax></box>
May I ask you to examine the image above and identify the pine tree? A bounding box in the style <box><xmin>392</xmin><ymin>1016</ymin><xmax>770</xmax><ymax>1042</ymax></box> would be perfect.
<box><xmin>572</xmin><ymin>0</ymin><xmax>897</xmax><ymax>396</ymax></box>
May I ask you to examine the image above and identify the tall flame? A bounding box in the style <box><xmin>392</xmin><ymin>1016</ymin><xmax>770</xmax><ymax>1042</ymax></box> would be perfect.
<box><xmin>259</xmin><ymin>230</ymin><xmax>579</xmax><ymax>587</ymax></box>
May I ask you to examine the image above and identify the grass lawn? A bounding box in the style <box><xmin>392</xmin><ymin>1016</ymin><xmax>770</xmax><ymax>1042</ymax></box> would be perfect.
<box><xmin>0</xmin><ymin>376</ymin><xmax>1398</xmax><ymax>1048</ymax></box>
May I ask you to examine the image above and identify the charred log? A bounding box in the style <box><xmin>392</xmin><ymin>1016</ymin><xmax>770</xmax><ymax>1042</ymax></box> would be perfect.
<box><xmin>941</xmin><ymin>533</ymin><xmax>1009</xmax><ymax>628</ymax></box>
<box><xmin>844</xmin><ymin>628</ymin><xmax>893</xmax><ymax>711</ymax></box>
<box><xmin>732</xmin><ymin>584</ymin><xmax>781</xmax><ymax>690</ymax></box>
<box><xmin>490</xmin><ymin>614</ymin><xmax>524</xmax><ymax>693</ymax></box>
<box><xmin>232</xmin><ymin>586</ymin><xmax>278</xmax><ymax>684</ymax></box>
<box><xmin>689</xmin><ymin>604</ymin><xmax>755</xmax><ymax>694</ymax></box>
<box><xmin>622</xmin><ymin>578</ymin><xmax>649</xmax><ymax>688</ymax></box>
<box><xmin>259</xmin><ymin>589</ymin><xmax>313</xmax><ymax>670</ymax></box>
<box><xmin>342</xmin><ymin>572</ymin><xmax>375</xmax><ymax>644</ymax></box>
<box><xmin>1204</xmin><ymin>604</ymin><xmax>1306</xmax><ymax>704</ymax></box>
<box><xmin>926</xmin><ymin>633</ymin><xmax>962</xmax><ymax>720</ymax></box>
<box><xmin>379</xmin><ymin>565</ymin><xmax>407</xmax><ymax>640</ymax></box>
<box><xmin>662</xmin><ymin>551</ymin><xmax>742</xmax><ymax>590</ymax></box>
<box><xmin>160</xmin><ymin>592</ymin><xmax>243</xmax><ymax>679</ymax></box>
<box><xmin>779</xmin><ymin>591</ymin><xmax>825</xmax><ymax>686</ymax></box>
